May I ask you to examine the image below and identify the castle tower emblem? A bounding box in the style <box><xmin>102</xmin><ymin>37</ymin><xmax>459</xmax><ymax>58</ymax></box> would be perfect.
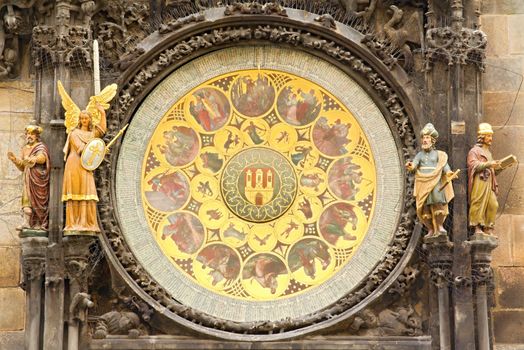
<box><xmin>244</xmin><ymin>167</ymin><xmax>275</xmax><ymax>206</ymax></box>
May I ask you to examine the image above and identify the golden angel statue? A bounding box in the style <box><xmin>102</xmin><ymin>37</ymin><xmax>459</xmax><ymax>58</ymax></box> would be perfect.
<box><xmin>57</xmin><ymin>81</ymin><xmax>117</xmax><ymax>235</ymax></box>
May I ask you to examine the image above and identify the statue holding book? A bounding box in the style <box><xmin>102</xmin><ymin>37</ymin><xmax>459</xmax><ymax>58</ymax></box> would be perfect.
<box><xmin>467</xmin><ymin>123</ymin><xmax>517</xmax><ymax>235</ymax></box>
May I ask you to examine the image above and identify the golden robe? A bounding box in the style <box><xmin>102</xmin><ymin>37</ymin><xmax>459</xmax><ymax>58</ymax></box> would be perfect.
<box><xmin>62</xmin><ymin>126</ymin><xmax>105</xmax><ymax>234</ymax></box>
<box><xmin>467</xmin><ymin>144</ymin><xmax>498</xmax><ymax>228</ymax></box>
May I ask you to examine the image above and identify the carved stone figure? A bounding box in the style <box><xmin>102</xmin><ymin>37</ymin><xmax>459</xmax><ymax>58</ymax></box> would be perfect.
<box><xmin>93</xmin><ymin>311</ymin><xmax>145</xmax><ymax>339</ymax></box>
<box><xmin>57</xmin><ymin>81</ymin><xmax>117</xmax><ymax>235</ymax></box>
<box><xmin>468</xmin><ymin>123</ymin><xmax>516</xmax><ymax>235</ymax></box>
<box><xmin>406</xmin><ymin>123</ymin><xmax>456</xmax><ymax>237</ymax></box>
<box><xmin>383</xmin><ymin>5</ymin><xmax>422</xmax><ymax>69</ymax></box>
<box><xmin>350</xmin><ymin>305</ymin><xmax>422</xmax><ymax>336</ymax></box>
<box><xmin>7</xmin><ymin>124</ymin><xmax>50</xmax><ymax>231</ymax></box>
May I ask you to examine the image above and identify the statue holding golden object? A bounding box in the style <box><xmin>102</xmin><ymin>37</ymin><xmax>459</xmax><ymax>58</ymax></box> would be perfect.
<box><xmin>467</xmin><ymin>123</ymin><xmax>517</xmax><ymax>236</ymax></box>
<box><xmin>58</xmin><ymin>80</ymin><xmax>118</xmax><ymax>235</ymax></box>
<box><xmin>406</xmin><ymin>123</ymin><xmax>458</xmax><ymax>238</ymax></box>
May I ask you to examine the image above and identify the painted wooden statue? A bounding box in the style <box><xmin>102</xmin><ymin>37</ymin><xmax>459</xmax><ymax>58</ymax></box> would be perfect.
<box><xmin>6</xmin><ymin>124</ymin><xmax>50</xmax><ymax>232</ymax></box>
<box><xmin>406</xmin><ymin>123</ymin><xmax>458</xmax><ymax>237</ymax></box>
<box><xmin>468</xmin><ymin>123</ymin><xmax>517</xmax><ymax>235</ymax></box>
<box><xmin>57</xmin><ymin>81</ymin><xmax>117</xmax><ymax>235</ymax></box>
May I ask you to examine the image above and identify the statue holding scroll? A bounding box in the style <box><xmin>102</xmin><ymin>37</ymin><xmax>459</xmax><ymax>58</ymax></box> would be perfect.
<box><xmin>58</xmin><ymin>81</ymin><xmax>117</xmax><ymax>235</ymax></box>
<box><xmin>468</xmin><ymin>123</ymin><xmax>517</xmax><ymax>235</ymax></box>
<box><xmin>406</xmin><ymin>123</ymin><xmax>457</xmax><ymax>237</ymax></box>
<box><xmin>7</xmin><ymin>124</ymin><xmax>50</xmax><ymax>231</ymax></box>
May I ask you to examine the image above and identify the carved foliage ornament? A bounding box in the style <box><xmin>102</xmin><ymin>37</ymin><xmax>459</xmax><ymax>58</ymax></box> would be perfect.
<box><xmin>97</xmin><ymin>23</ymin><xmax>417</xmax><ymax>334</ymax></box>
<box><xmin>224</xmin><ymin>2</ymin><xmax>288</xmax><ymax>17</ymax></box>
<box><xmin>32</xmin><ymin>25</ymin><xmax>92</xmax><ymax>67</ymax></box>
<box><xmin>425</xmin><ymin>27</ymin><xmax>487</xmax><ymax>71</ymax></box>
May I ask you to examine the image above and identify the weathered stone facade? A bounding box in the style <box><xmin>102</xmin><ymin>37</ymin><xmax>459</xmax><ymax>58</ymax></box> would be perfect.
<box><xmin>481</xmin><ymin>1</ymin><xmax>524</xmax><ymax>344</ymax></box>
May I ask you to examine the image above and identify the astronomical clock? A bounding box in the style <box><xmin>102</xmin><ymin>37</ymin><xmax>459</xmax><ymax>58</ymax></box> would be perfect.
<box><xmin>114</xmin><ymin>46</ymin><xmax>404</xmax><ymax>328</ymax></box>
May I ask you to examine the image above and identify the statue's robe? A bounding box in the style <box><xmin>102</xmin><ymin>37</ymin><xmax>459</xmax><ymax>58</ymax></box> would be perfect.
<box><xmin>62</xmin><ymin>126</ymin><xmax>104</xmax><ymax>234</ymax></box>
<box><xmin>412</xmin><ymin>150</ymin><xmax>454</xmax><ymax>220</ymax></box>
<box><xmin>23</xmin><ymin>142</ymin><xmax>50</xmax><ymax>229</ymax></box>
<box><xmin>467</xmin><ymin>144</ymin><xmax>498</xmax><ymax>228</ymax></box>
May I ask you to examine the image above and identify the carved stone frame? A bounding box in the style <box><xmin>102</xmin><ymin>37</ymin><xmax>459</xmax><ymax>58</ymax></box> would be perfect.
<box><xmin>96</xmin><ymin>9</ymin><xmax>421</xmax><ymax>341</ymax></box>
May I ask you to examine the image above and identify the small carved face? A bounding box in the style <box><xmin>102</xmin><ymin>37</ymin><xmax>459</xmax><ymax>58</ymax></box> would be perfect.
<box><xmin>483</xmin><ymin>133</ymin><xmax>493</xmax><ymax>146</ymax></box>
<box><xmin>25</xmin><ymin>131</ymin><xmax>38</xmax><ymax>145</ymax></box>
<box><xmin>421</xmin><ymin>134</ymin><xmax>434</xmax><ymax>150</ymax></box>
<box><xmin>79</xmin><ymin>113</ymin><xmax>92</xmax><ymax>129</ymax></box>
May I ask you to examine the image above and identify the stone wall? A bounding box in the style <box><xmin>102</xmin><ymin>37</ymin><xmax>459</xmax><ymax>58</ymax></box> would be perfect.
<box><xmin>0</xmin><ymin>63</ymin><xmax>34</xmax><ymax>347</ymax></box>
<box><xmin>482</xmin><ymin>0</ymin><xmax>524</xmax><ymax>345</ymax></box>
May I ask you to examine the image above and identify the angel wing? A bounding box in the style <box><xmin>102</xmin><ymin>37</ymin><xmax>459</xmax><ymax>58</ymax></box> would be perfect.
<box><xmin>57</xmin><ymin>81</ymin><xmax>81</xmax><ymax>134</ymax></box>
<box><xmin>85</xmin><ymin>84</ymin><xmax>118</xmax><ymax>127</ymax></box>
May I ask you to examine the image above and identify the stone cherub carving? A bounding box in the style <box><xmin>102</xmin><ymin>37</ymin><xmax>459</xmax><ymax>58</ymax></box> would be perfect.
<box><xmin>7</xmin><ymin>124</ymin><xmax>50</xmax><ymax>232</ymax></box>
<box><xmin>57</xmin><ymin>81</ymin><xmax>117</xmax><ymax>235</ymax></box>
<box><xmin>467</xmin><ymin>123</ymin><xmax>517</xmax><ymax>236</ymax></box>
<box><xmin>406</xmin><ymin>123</ymin><xmax>458</xmax><ymax>237</ymax></box>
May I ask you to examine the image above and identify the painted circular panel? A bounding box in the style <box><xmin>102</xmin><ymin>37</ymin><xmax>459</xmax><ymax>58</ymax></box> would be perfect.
<box><xmin>139</xmin><ymin>69</ymin><xmax>377</xmax><ymax>302</ymax></box>
<box><xmin>221</xmin><ymin>147</ymin><xmax>297</xmax><ymax>223</ymax></box>
<box><xmin>117</xmin><ymin>47</ymin><xmax>404</xmax><ymax>325</ymax></box>
<box><xmin>231</xmin><ymin>72</ymin><xmax>275</xmax><ymax>117</ymax></box>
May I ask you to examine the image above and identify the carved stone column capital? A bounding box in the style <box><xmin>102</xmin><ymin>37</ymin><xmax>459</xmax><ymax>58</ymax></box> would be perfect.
<box><xmin>21</xmin><ymin>237</ymin><xmax>48</xmax><ymax>283</ymax></box>
<box><xmin>425</xmin><ymin>26</ymin><xmax>487</xmax><ymax>71</ymax></box>
<box><xmin>64</xmin><ymin>236</ymin><xmax>97</xmax><ymax>290</ymax></box>
<box><xmin>424</xmin><ymin>239</ymin><xmax>454</xmax><ymax>288</ymax></box>
<box><xmin>467</xmin><ymin>233</ymin><xmax>498</xmax><ymax>287</ymax></box>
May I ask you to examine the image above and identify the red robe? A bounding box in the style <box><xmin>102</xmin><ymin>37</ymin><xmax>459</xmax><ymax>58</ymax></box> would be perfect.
<box><xmin>27</xmin><ymin>142</ymin><xmax>50</xmax><ymax>229</ymax></box>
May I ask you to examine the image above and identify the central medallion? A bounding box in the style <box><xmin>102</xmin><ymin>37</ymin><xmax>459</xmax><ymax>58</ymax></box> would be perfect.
<box><xmin>221</xmin><ymin>147</ymin><xmax>297</xmax><ymax>223</ymax></box>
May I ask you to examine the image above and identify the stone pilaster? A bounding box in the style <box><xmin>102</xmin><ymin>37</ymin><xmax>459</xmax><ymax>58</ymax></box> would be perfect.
<box><xmin>424</xmin><ymin>238</ymin><xmax>453</xmax><ymax>350</ymax></box>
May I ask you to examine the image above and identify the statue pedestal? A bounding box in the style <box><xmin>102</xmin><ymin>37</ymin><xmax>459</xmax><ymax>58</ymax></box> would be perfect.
<box><xmin>19</xmin><ymin>228</ymin><xmax>48</xmax><ymax>239</ymax></box>
<box><xmin>423</xmin><ymin>236</ymin><xmax>453</xmax><ymax>350</ymax></box>
<box><xmin>467</xmin><ymin>233</ymin><xmax>499</xmax><ymax>350</ymax></box>
<box><xmin>422</xmin><ymin>233</ymin><xmax>452</xmax><ymax>245</ymax></box>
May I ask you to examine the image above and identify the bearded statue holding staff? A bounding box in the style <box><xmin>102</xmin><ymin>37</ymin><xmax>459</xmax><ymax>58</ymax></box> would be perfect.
<box><xmin>406</xmin><ymin>123</ymin><xmax>458</xmax><ymax>237</ymax></box>
<box><xmin>57</xmin><ymin>81</ymin><xmax>117</xmax><ymax>235</ymax></box>
<box><xmin>7</xmin><ymin>124</ymin><xmax>50</xmax><ymax>232</ymax></box>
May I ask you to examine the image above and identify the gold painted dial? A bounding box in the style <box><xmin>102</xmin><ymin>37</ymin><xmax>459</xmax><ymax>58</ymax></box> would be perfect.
<box><xmin>141</xmin><ymin>69</ymin><xmax>377</xmax><ymax>300</ymax></box>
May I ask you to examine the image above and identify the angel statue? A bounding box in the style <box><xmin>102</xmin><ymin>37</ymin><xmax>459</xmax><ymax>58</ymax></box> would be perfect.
<box><xmin>57</xmin><ymin>81</ymin><xmax>117</xmax><ymax>235</ymax></box>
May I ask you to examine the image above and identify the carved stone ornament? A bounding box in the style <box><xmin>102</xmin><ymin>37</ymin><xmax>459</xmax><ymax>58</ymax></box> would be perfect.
<box><xmin>93</xmin><ymin>311</ymin><xmax>147</xmax><ymax>339</ymax></box>
<box><xmin>314</xmin><ymin>14</ymin><xmax>337</xmax><ymax>30</ymax></box>
<box><xmin>22</xmin><ymin>257</ymin><xmax>46</xmax><ymax>282</ymax></box>
<box><xmin>350</xmin><ymin>305</ymin><xmax>423</xmax><ymax>336</ymax></box>
<box><xmin>472</xmin><ymin>264</ymin><xmax>493</xmax><ymax>286</ymax></box>
<box><xmin>96</xmin><ymin>18</ymin><xmax>418</xmax><ymax>338</ymax></box>
<box><xmin>20</xmin><ymin>237</ymin><xmax>48</xmax><ymax>283</ymax></box>
<box><xmin>430</xmin><ymin>266</ymin><xmax>453</xmax><ymax>288</ymax></box>
<box><xmin>32</xmin><ymin>25</ymin><xmax>92</xmax><ymax>67</ymax></box>
<box><xmin>69</xmin><ymin>292</ymin><xmax>94</xmax><ymax>323</ymax></box>
<box><xmin>425</xmin><ymin>27</ymin><xmax>487</xmax><ymax>71</ymax></box>
<box><xmin>224</xmin><ymin>2</ymin><xmax>288</xmax><ymax>17</ymax></box>
<box><xmin>159</xmin><ymin>13</ymin><xmax>206</xmax><ymax>34</ymax></box>
<box><xmin>388</xmin><ymin>265</ymin><xmax>419</xmax><ymax>296</ymax></box>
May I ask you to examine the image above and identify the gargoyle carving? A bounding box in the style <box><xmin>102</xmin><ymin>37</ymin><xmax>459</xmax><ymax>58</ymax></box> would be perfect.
<box><xmin>383</xmin><ymin>5</ymin><xmax>422</xmax><ymax>69</ymax></box>
<box><xmin>337</xmin><ymin>0</ymin><xmax>376</xmax><ymax>22</ymax></box>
